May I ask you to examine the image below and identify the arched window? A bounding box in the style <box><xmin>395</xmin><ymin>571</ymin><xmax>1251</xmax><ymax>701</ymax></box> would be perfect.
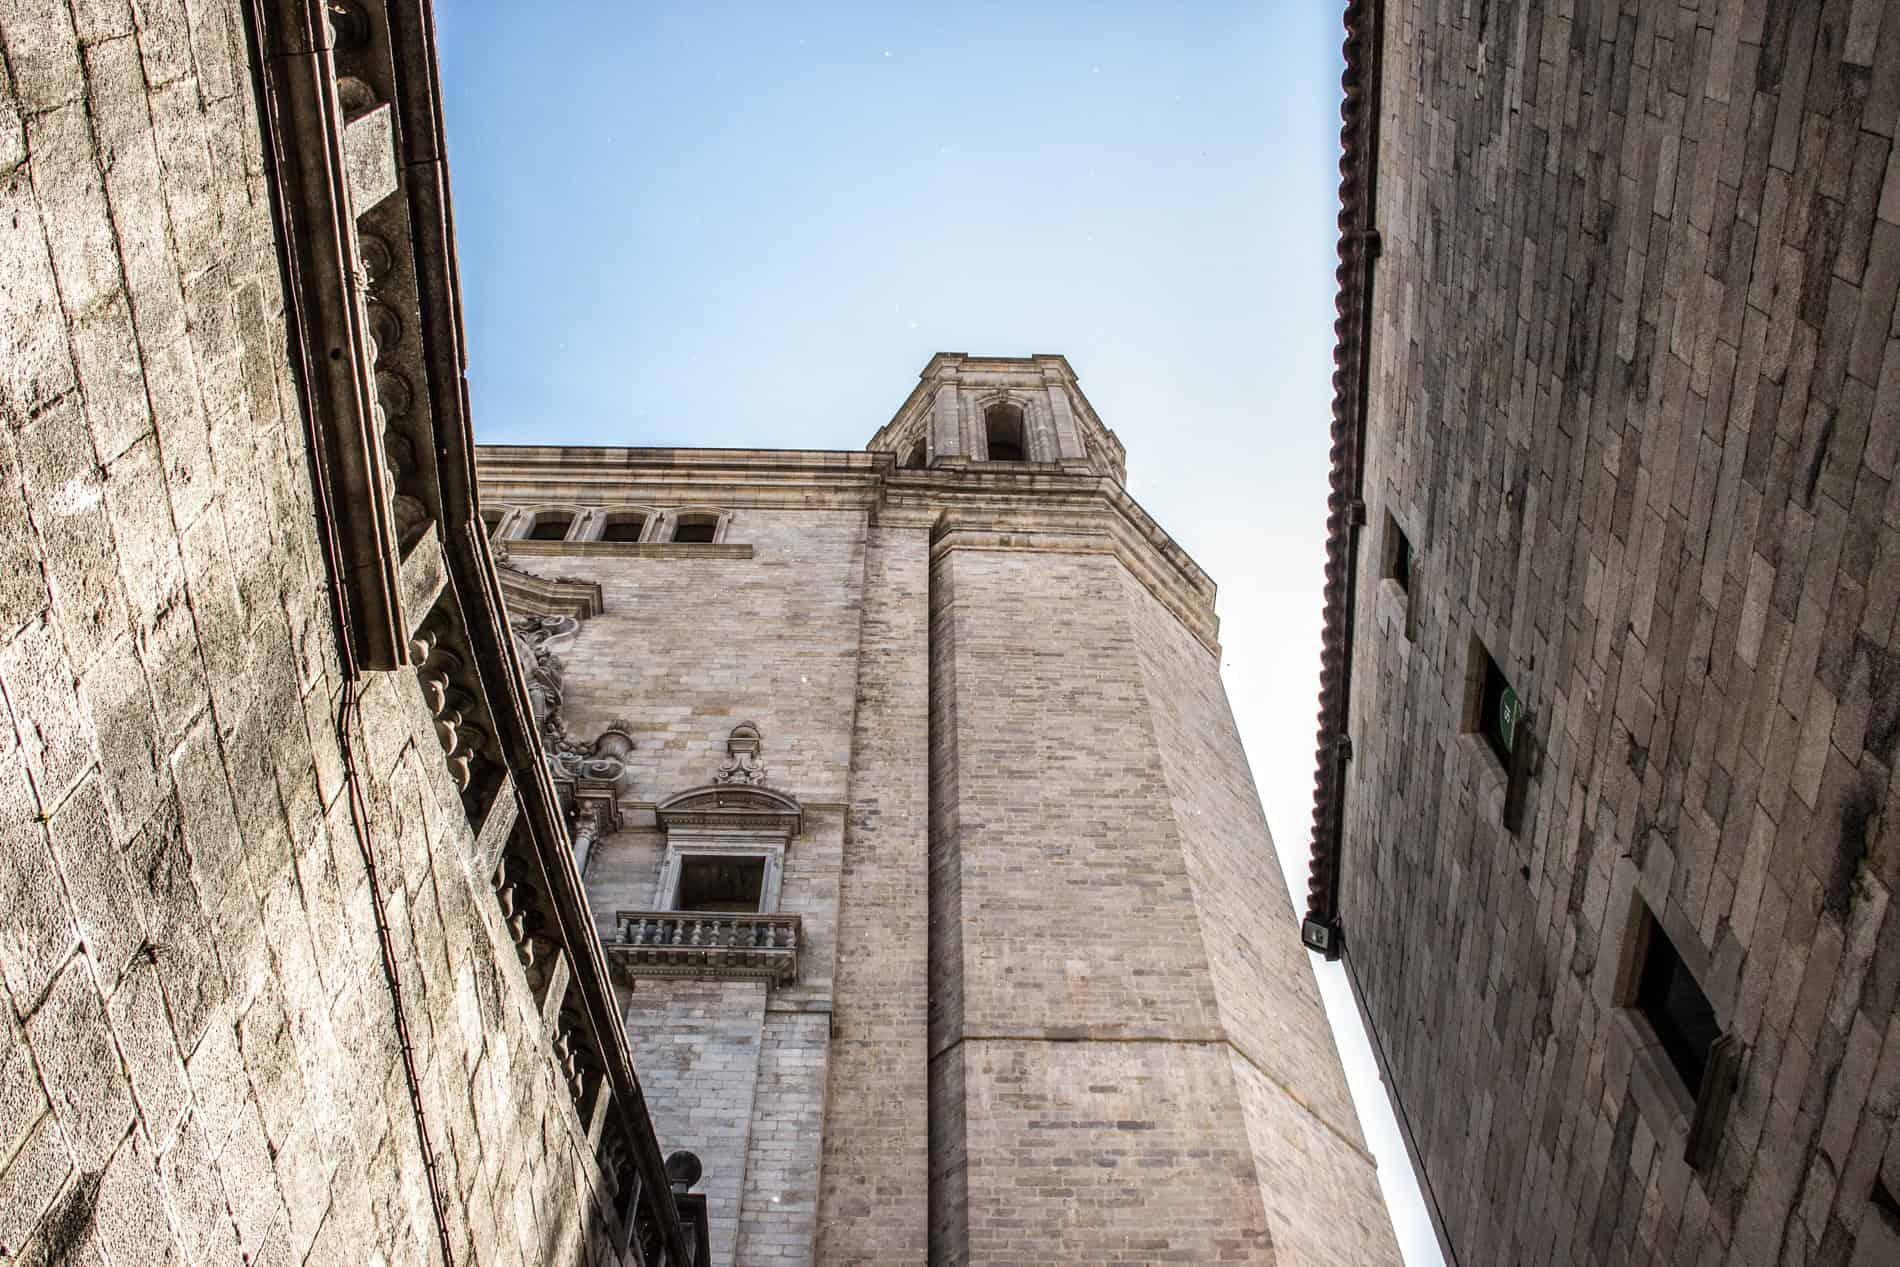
<box><xmin>984</xmin><ymin>403</ymin><xmax>1026</xmax><ymax>461</ymax></box>
<box><xmin>903</xmin><ymin>441</ymin><xmax>926</xmax><ymax>470</ymax></box>
<box><xmin>527</xmin><ymin>511</ymin><xmax>574</xmax><ymax>541</ymax></box>
<box><xmin>601</xmin><ymin>512</ymin><xmax>648</xmax><ymax>543</ymax></box>
<box><xmin>672</xmin><ymin>513</ymin><xmax>719</xmax><ymax>544</ymax></box>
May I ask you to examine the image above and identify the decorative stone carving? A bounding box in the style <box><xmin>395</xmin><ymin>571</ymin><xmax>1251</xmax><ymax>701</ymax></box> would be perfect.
<box><xmin>562</xmin><ymin>719</ymin><xmax>636</xmax><ymax>784</ymax></box>
<box><xmin>512</xmin><ymin>614</ymin><xmax>575</xmax><ymax>712</ymax></box>
<box><xmin>509</xmin><ymin>614</ymin><xmax>631</xmax><ymax>876</ymax></box>
<box><xmin>610</xmin><ymin>911</ymin><xmax>802</xmax><ymax>987</ymax></box>
<box><xmin>552</xmin><ymin>1026</ymin><xmax>589</xmax><ymax>1105</ymax></box>
<box><xmin>712</xmin><ymin>721</ymin><xmax>767</xmax><ymax>785</ymax></box>
<box><xmin>511</xmin><ymin>614</ymin><xmax>585</xmax><ymax>763</ymax></box>
<box><xmin>493</xmin><ymin>855</ymin><xmax>536</xmax><ymax>968</ymax></box>
<box><xmin>411</xmin><ymin>621</ymin><xmax>489</xmax><ymax>792</ymax></box>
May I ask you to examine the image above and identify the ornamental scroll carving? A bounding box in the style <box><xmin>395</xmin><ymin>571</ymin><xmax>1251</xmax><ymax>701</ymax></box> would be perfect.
<box><xmin>510</xmin><ymin>615</ymin><xmax>635</xmax><ymax>785</ymax></box>
<box><xmin>713</xmin><ymin>721</ymin><xmax>767</xmax><ymax>786</ymax></box>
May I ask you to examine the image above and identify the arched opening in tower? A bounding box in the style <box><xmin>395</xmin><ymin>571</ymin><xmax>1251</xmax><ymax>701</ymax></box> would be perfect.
<box><xmin>984</xmin><ymin>403</ymin><xmax>1026</xmax><ymax>461</ymax></box>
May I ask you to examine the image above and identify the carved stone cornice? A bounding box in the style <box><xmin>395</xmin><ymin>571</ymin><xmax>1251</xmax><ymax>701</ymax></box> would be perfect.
<box><xmin>247</xmin><ymin>2</ymin><xmax>697</xmax><ymax>1257</ymax></box>
<box><xmin>504</xmin><ymin>540</ymin><xmax>753</xmax><ymax>561</ymax></box>
<box><xmin>495</xmin><ymin>558</ymin><xmax>604</xmax><ymax>621</ymax></box>
<box><xmin>655</xmin><ymin>785</ymin><xmax>803</xmax><ymax>838</ymax></box>
<box><xmin>474</xmin><ymin>446</ymin><xmax>1224</xmax><ymax>653</ymax></box>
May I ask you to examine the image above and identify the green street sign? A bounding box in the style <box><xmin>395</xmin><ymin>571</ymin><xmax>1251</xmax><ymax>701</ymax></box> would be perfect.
<box><xmin>1499</xmin><ymin>686</ymin><xmax>1520</xmax><ymax>754</ymax></box>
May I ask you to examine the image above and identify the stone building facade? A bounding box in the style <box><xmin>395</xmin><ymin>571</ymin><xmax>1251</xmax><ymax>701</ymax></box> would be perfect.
<box><xmin>0</xmin><ymin>0</ymin><xmax>703</xmax><ymax>1263</ymax></box>
<box><xmin>0</xmin><ymin>1</ymin><xmax>1401</xmax><ymax>1262</ymax></box>
<box><xmin>1306</xmin><ymin>2</ymin><xmax>1900</xmax><ymax>1266</ymax></box>
<box><xmin>478</xmin><ymin>353</ymin><xmax>1403</xmax><ymax>1266</ymax></box>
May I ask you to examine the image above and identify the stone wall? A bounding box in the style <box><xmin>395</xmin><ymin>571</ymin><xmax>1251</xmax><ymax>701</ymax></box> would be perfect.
<box><xmin>925</xmin><ymin>547</ymin><xmax>1248</xmax><ymax>1266</ymax></box>
<box><xmin>1340</xmin><ymin>0</ymin><xmax>1900</xmax><ymax>1263</ymax></box>
<box><xmin>517</xmin><ymin>505</ymin><xmax>871</xmax><ymax>1265</ymax></box>
<box><xmin>1127</xmin><ymin>567</ymin><xmax>1398</xmax><ymax>1266</ymax></box>
<box><xmin>481</xmin><ymin>372</ymin><xmax>1403</xmax><ymax>1262</ymax></box>
<box><xmin>815</xmin><ymin>521</ymin><xmax>931</xmax><ymax>1264</ymax></box>
<box><xmin>623</xmin><ymin>978</ymin><xmax>770</xmax><ymax>1267</ymax></box>
<box><xmin>0</xmin><ymin>5</ymin><xmax>623</xmax><ymax>1263</ymax></box>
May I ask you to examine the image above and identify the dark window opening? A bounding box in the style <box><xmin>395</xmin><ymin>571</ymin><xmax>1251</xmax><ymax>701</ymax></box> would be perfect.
<box><xmin>676</xmin><ymin>858</ymin><xmax>765</xmax><ymax>913</ymax></box>
<box><xmin>984</xmin><ymin>403</ymin><xmax>1026</xmax><ymax>461</ymax></box>
<box><xmin>1388</xmin><ymin>515</ymin><xmax>1413</xmax><ymax>592</ymax></box>
<box><xmin>672</xmin><ymin>516</ymin><xmax>717</xmax><ymax>544</ymax></box>
<box><xmin>528</xmin><ymin>513</ymin><xmax>573</xmax><ymax>541</ymax></box>
<box><xmin>1635</xmin><ymin>911</ymin><xmax>1720</xmax><ymax>1100</ymax></box>
<box><xmin>903</xmin><ymin>441</ymin><xmax>926</xmax><ymax>470</ymax></box>
<box><xmin>1477</xmin><ymin>646</ymin><xmax>1520</xmax><ymax>768</ymax></box>
<box><xmin>481</xmin><ymin>509</ymin><xmax>505</xmax><ymax>538</ymax></box>
<box><xmin>602</xmin><ymin>515</ymin><xmax>647</xmax><ymax>543</ymax></box>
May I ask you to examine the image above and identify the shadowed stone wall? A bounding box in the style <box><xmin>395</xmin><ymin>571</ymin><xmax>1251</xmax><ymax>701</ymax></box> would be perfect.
<box><xmin>0</xmin><ymin>4</ymin><xmax>626</xmax><ymax>1262</ymax></box>
<box><xmin>1339</xmin><ymin>1</ymin><xmax>1900</xmax><ymax>1263</ymax></box>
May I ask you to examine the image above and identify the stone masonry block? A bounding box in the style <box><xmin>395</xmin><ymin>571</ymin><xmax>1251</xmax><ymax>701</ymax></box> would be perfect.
<box><xmin>0</xmin><ymin>431</ymin><xmax>51</xmax><ymax>645</ymax></box>
<box><xmin>101</xmin><ymin>433</ymin><xmax>184</xmax><ymax>628</ymax></box>
<box><xmin>0</xmin><ymin>0</ymin><xmax>84</xmax><ymax>113</ymax></box>
<box><xmin>71</xmin><ymin>291</ymin><xmax>153</xmax><ymax>466</ymax></box>
<box><xmin>2</xmin><ymin>614</ymin><xmax>95</xmax><ymax>814</ymax></box>
<box><xmin>27</xmin><ymin>100</ymin><xmax>121</xmax><ymax>320</ymax></box>
<box><xmin>18</xmin><ymin>393</ymin><xmax>127</xmax><ymax>670</ymax></box>
<box><xmin>45</xmin><ymin>774</ymin><xmax>145</xmax><ymax>992</ymax></box>
<box><xmin>0</xmin><ymin>1108</ymin><xmax>73</xmax><ymax>1260</ymax></box>
<box><xmin>26</xmin><ymin>952</ymin><xmax>134</xmax><ymax>1170</ymax></box>
<box><xmin>0</xmin><ymin>168</ymin><xmax>76</xmax><ymax>422</ymax></box>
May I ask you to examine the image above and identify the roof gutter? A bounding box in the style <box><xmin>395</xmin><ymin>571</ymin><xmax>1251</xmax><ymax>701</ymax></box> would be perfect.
<box><xmin>1302</xmin><ymin>0</ymin><xmax>1384</xmax><ymax>960</ymax></box>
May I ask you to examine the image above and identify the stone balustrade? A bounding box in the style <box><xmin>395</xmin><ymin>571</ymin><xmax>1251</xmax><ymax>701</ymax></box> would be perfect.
<box><xmin>613</xmin><ymin>912</ymin><xmax>803</xmax><ymax>987</ymax></box>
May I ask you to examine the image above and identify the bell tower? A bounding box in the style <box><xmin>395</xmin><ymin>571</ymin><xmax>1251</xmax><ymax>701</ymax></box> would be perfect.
<box><xmin>868</xmin><ymin>352</ymin><xmax>1128</xmax><ymax>480</ymax></box>
<box><xmin>476</xmin><ymin>355</ymin><xmax>1400</xmax><ymax>1266</ymax></box>
<box><xmin>868</xmin><ymin>354</ymin><xmax>1395</xmax><ymax>1265</ymax></box>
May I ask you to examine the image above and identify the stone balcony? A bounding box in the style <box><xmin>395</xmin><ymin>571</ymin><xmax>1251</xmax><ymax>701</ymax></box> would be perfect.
<box><xmin>611</xmin><ymin>911</ymin><xmax>803</xmax><ymax>987</ymax></box>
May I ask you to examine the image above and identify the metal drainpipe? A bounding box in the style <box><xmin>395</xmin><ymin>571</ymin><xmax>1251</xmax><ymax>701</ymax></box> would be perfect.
<box><xmin>337</xmin><ymin>684</ymin><xmax>458</xmax><ymax>1267</ymax></box>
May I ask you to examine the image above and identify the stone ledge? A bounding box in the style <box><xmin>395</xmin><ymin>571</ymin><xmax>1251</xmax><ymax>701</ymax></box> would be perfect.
<box><xmin>503</xmin><ymin>540</ymin><xmax>754</xmax><ymax>560</ymax></box>
<box><xmin>609</xmin><ymin>911</ymin><xmax>802</xmax><ymax>988</ymax></box>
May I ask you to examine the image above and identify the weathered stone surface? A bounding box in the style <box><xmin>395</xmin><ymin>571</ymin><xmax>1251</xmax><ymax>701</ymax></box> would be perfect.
<box><xmin>0</xmin><ymin>5</ymin><xmax>640</xmax><ymax>1260</ymax></box>
<box><xmin>483</xmin><ymin>357</ymin><xmax>1399</xmax><ymax>1265</ymax></box>
<box><xmin>1336</xmin><ymin>1</ymin><xmax>1900</xmax><ymax>1262</ymax></box>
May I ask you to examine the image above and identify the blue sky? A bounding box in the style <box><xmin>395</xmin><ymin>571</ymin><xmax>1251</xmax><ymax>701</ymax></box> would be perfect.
<box><xmin>436</xmin><ymin>3</ymin><xmax>1443</xmax><ymax>1261</ymax></box>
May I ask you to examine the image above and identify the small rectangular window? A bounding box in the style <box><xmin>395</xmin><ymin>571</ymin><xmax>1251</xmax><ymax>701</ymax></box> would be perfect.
<box><xmin>1635</xmin><ymin>911</ymin><xmax>1720</xmax><ymax>1100</ymax></box>
<box><xmin>1476</xmin><ymin>646</ymin><xmax>1519</xmax><ymax>769</ymax></box>
<box><xmin>528</xmin><ymin>514</ymin><xmax>572</xmax><ymax>541</ymax></box>
<box><xmin>602</xmin><ymin>516</ymin><xmax>646</xmax><ymax>543</ymax></box>
<box><xmin>675</xmin><ymin>858</ymin><xmax>765</xmax><ymax>913</ymax></box>
<box><xmin>672</xmin><ymin>517</ymin><xmax>717</xmax><ymax>544</ymax></box>
<box><xmin>1386</xmin><ymin>514</ymin><xmax>1412</xmax><ymax>593</ymax></box>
